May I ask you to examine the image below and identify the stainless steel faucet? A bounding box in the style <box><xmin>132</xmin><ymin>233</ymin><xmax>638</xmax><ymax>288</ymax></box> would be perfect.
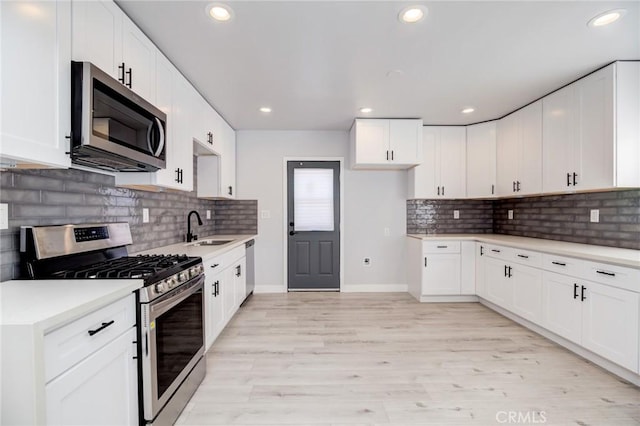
<box><xmin>186</xmin><ymin>210</ymin><xmax>203</xmax><ymax>242</ymax></box>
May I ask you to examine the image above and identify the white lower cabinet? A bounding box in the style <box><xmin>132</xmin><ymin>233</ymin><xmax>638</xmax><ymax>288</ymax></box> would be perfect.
<box><xmin>542</xmin><ymin>271</ymin><xmax>582</xmax><ymax>344</ymax></box>
<box><xmin>424</xmin><ymin>253</ymin><xmax>461</xmax><ymax>295</ymax></box>
<box><xmin>46</xmin><ymin>328</ymin><xmax>138</xmax><ymax>426</ymax></box>
<box><xmin>510</xmin><ymin>263</ymin><xmax>543</xmax><ymax>324</ymax></box>
<box><xmin>203</xmin><ymin>246</ymin><xmax>247</xmax><ymax>350</ymax></box>
<box><xmin>484</xmin><ymin>257</ymin><xmax>512</xmax><ymax>308</ymax></box>
<box><xmin>475</xmin><ymin>244</ymin><xmax>487</xmax><ymax>298</ymax></box>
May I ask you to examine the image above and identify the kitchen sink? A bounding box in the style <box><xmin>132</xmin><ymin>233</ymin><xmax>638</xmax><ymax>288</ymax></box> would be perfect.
<box><xmin>189</xmin><ymin>239</ymin><xmax>234</xmax><ymax>246</ymax></box>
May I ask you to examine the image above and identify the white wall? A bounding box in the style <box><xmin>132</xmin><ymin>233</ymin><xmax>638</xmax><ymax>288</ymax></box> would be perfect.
<box><xmin>236</xmin><ymin>130</ymin><xmax>407</xmax><ymax>292</ymax></box>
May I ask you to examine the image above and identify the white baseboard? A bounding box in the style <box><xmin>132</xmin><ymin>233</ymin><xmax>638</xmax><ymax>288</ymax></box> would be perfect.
<box><xmin>479</xmin><ymin>298</ymin><xmax>640</xmax><ymax>387</ymax></box>
<box><xmin>419</xmin><ymin>295</ymin><xmax>479</xmax><ymax>303</ymax></box>
<box><xmin>253</xmin><ymin>284</ymin><xmax>286</xmax><ymax>294</ymax></box>
<box><xmin>340</xmin><ymin>283</ymin><xmax>408</xmax><ymax>293</ymax></box>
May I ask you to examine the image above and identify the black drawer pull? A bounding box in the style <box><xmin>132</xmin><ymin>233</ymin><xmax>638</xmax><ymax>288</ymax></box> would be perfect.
<box><xmin>88</xmin><ymin>320</ymin><xmax>115</xmax><ymax>336</ymax></box>
<box><xmin>210</xmin><ymin>263</ymin><xmax>219</xmax><ymax>269</ymax></box>
<box><xmin>491</xmin><ymin>249</ymin><xmax>501</xmax><ymax>253</ymax></box>
<box><xmin>581</xmin><ymin>285</ymin><xmax>587</xmax><ymax>301</ymax></box>
<box><xmin>517</xmin><ymin>254</ymin><xmax>529</xmax><ymax>259</ymax></box>
<box><xmin>573</xmin><ymin>283</ymin><xmax>579</xmax><ymax>299</ymax></box>
<box><xmin>596</xmin><ymin>270</ymin><xmax>616</xmax><ymax>277</ymax></box>
<box><xmin>436</xmin><ymin>245</ymin><xmax>448</xmax><ymax>249</ymax></box>
<box><xmin>552</xmin><ymin>261</ymin><xmax>566</xmax><ymax>266</ymax></box>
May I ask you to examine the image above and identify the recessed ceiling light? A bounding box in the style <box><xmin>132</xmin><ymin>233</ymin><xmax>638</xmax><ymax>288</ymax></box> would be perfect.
<box><xmin>461</xmin><ymin>107</ymin><xmax>475</xmax><ymax>114</ymax></box>
<box><xmin>207</xmin><ymin>3</ymin><xmax>233</xmax><ymax>22</ymax></box>
<box><xmin>588</xmin><ymin>9</ymin><xmax>626</xmax><ymax>27</ymax></box>
<box><xmin>359</xmin><ymin>107</ymin><xmax>373</xmax><ymax>113</ymax></box>
<box><xmin>399</xmin><ymin>6</ymin><xmax>427</xmax><ymax>24</ymax></box>
<box><xmin>259</xmin><ymin>106</ymin><xmax>272</xmax><ymax>113</ymax></box>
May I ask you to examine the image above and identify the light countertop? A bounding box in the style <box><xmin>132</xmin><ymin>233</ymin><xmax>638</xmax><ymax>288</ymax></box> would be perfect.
<box><xmin>134</xmin><ymin>234</ymin><xmax>257</xmax><ymax>261</ymax></box>
<box><xmin>0</xmin><ymin>279</ymin><xmax>142</xmax><ymax>331</ymax></box>
<box><xmin>407</xmin><ymin>233</ymin><xmax>640</xmax><ymax>269</ymax></box>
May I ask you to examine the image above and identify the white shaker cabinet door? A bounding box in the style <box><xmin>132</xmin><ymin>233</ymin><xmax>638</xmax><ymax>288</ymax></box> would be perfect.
<box><xmin>466</xmin><ymin>122</ymin><xmax>497</xmax><ymax>198</ymax></box>
<box><xmin>389</xmin><ymin>119</ymin><xmax>422</xmax><ymax>165</ymax></box>
<box><xmin>1</xmin><ymin>0</ymin><xmax>71</xmax><ymax>168</ymax></box>
<box><xmin>353</xmin><ymin>119</ymin><xmax>389</xmax><ymax>165</ymax></box>
<box><xmin>71</xmin><ymin>0</ymin><xmax>123</xmax><ymax>80</ymax></box>
<box><xmin>511</xmin><ymin>263</ymin><xmax>543</xmax><ymax>324</ymax></box>
<box><xmin>581</xmin><ymin>281</ymin><xmax>639</xmax><ymax>372</ymax></box>
<box><xmin>543</xmin><ymin>85</ymin><xmax>575</xmax><ymax>193</ymax></box>
<box><xmin>517</xmin><ymin>101</ymin><xmax>543</xmax><ymax>195</ymax></box>
<box><xmin>484</xmin><ymin>257</ymin><xmax>511</xmax><ymax>309</ymax></box>
<box><xmin>542</xmin><ymin>272</ymin><xmax>582</xmax><ymax>345</ymax></box>
<box><xmin>496</xmin><ymin>113</ymin><xmax>519</xmax><ymax>196</ymax></box>
<box><xmin>121</xmin><ymin>15</ymin><xmax>156</xmax><ymax>102</ymax></box>
<box><xmin>422</xmin><ymin>254</ymin><xmax>461</xmax><ymax>296</ymax></box>
<box><xmin>46</xmin><ymin>328</ymin><xmax>138</xmax><ymax>426</ymax></box>
<box><xmin>438</xmin><ymin>127</ymin><xmax>467</xmax><ymax>199</ymax></box>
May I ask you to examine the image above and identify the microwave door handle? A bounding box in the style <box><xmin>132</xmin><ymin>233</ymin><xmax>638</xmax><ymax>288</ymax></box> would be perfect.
<box><xmin>147</xmin><ymin>118</ymin><xmax>165</xmax><ymax>157</ymax></box>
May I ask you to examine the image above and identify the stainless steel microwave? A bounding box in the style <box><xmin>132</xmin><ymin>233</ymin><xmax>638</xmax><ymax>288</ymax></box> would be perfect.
<box><xmin>71</xmin><ymin>61</ymin><xmax>166</xmax><ymax>172</ymax></box>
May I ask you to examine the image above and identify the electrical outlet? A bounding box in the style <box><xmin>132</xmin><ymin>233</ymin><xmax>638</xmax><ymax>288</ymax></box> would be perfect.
<box><xmin>206</xmin><ymin>210</ymin><xmax>211</xmax><ymax>220</ymax></box>
<box><xmin>0</xmin><ymin>203</ymin><xmax>8</xmax><ymax>230</ymax></box>
<box><xmin>261</xmin><ymin>210</ymin><xmax>271</xmax><ymax>219</ymax></box>
<box><xmin>508</xmin><ymin>210</ymin><xmax>514</xmax><ymax>220</ymax></box>
<box><xmin>590</xmin><ymin>209</ymin><xmax>600</xmax><ymax>223</ymax></box>
<box><xmin>453</xmin><ymin>210</ymin><xmax>460</xmax><ymax>219</ymax></box>
<box><xmin>142</xmin><ymin>208</ymin><xmax>149</xmax><ymax>223</ymax></box>
<box><xmin>384</xmin><ymin>227</ymin><xmax>390</xmax><ymax>236</ymax></box>
<box><xmin>363</xmin><ymin>257</ymin><xmax>371</xmax><ymax>266</ymax></box>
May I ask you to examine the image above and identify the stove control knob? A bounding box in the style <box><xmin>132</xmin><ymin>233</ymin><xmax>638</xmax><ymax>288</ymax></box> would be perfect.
<box><xmin>155</xmin><ymin>282</ymin><xmax>165</xmax><ymax>294</ymax></box>
<box><xmin>179</xmin><ymin>272</ymin><xmax>188</xmax><ymax>282</ymax></box>
<box><xmin>165</xmin><ymin>278</ymin><xmax>175</xmax><ymax>289</ymax></box>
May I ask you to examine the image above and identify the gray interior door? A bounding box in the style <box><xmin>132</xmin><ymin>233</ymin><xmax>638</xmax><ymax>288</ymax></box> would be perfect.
<box><xmin>287</xmin><ymin>161</ymin><xmax>340</xmax><ymax>291</ymax></box>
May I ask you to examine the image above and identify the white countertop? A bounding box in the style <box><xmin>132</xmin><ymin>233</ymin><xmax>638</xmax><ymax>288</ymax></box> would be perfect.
<box><xmin>0</xmin><ymin>279</ymin><xmax>142</xmax><ymax>331</ymax></box>
<box><xmin>134</xmin><ymin>234</ymin><xmax>257</xmax><ymax>261</ymax></box>
<box><xmin>407</xmin><ymin>233</ymin><xmax>640</xmax><ymax>269</ymax></box>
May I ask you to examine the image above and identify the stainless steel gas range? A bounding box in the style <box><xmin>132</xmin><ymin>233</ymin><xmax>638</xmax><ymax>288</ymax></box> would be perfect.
<box><xmin>21</xmin><ymin>222</ymin><xmax>206</xmax><ymax>426</ymax></box>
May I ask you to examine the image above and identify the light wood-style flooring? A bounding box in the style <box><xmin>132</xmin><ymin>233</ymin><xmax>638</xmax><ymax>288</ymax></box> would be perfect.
<box><xmin>177</xmin><ymin>293</ymin><xmax>640</xmax><ymax>425</ymax></box>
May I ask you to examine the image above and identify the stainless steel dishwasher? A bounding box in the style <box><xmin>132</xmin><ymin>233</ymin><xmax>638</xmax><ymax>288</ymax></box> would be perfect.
<box><xmin>241</xmin><ymin>239</ymin><xmax>255</xmax><ymax>305</ymax></box>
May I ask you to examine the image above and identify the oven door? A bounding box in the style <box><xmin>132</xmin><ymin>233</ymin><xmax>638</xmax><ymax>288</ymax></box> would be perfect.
<box><xmin>140</xmin><ymin>276</ymin><xmax>205</xmax><ymax>421</ymax></box>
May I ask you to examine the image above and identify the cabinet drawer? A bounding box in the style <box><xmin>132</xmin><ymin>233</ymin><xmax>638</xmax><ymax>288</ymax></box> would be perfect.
<box><xmin>509</xmin><ymin>248</ymin><xmax>542</xmax><ymax>268</ymax></box>
<box><xmin>423</xmin><ymin>241</ymin><xmax>460</xmax><ymax>254</ymax></box>
<box><xmin>44</xmin><ymin>294</ymin><xmax>135</xmax><ymax>383</ymax></box>
<box><xmin>484</xmin><ymin>244</ymin><xmax>510</xmax><ymax>259</ymax></box>
<box><xmin>542</xmin><ymin>254</ymin><xmax>585</xmax><ymax>277</ymax></box>
<box><xmin>581</xmin><ymin>261</ymin><xmax>640</xmax><ymax>292</ymax></box>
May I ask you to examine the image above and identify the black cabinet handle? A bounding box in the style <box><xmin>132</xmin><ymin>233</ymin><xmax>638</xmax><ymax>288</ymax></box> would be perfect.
<box><xmin>210</xmin><ymin>263</ymin><xmax>219</xmax><ymax>269</ymax></box>
<box><xmin>572</xmin><ymin>172</ymin><xmax>578</xmax><ymax>186</ymax></box>
<box><xmin>491</xmin><ymin>184</ymin><xmax>494</xmax><ymax>195</ymax></box>
<box><xmin>386</xmin><ymin>150</ymin><xmax>389</xmax><ymax>161</ymax></box>
<box><xmin>552</xmin><ymin>261</ymin><xmax>566</xmax><ymax>266</ymax></box>
<box><xmin>125</xmin><ymin>67</ymin><xmax>132</xmax><ymax>88</ymax></box>
<box><xmin>118</xmin><ymin>62</ymin><xmax>126</xmax><ymax>84</ymax></box>
<box><xmin>596</xmin><ymin>270</ymin><xmax>615</xmax><ymax>277</ymax></box>
<box><xmin>581</xmin><ymin>285</ymin><xmax>586</xmax><ymax>301</ymax></box>
<box><xmin>289</xmin><ymin>231</ymin><xmax>296</xmax><ymax>236</ymax></box>
<box><xmin>517</xmin><ymin>254</ymin><xmax>529</xmax><ymax>259</ymax></box>
<box><xmin>491</xmin><ymin>249</ymin><xmax>501</xmax><ymax>253</ymax></box>
<box><xmin>442</xmin><ymin>186</ymin><xmax>445</xmax><ymax>196</ymax></box>
<box><xmin>391</xmin><ymin>150</ymin><xmax>394</xmax><ymax>161</ymax></box>
<box><xmin>175</xmin><ymin>168</ymin><xmax>180</xmax><ymax>183</ymax></box>
<box><xmin>236</xmin><ymin>265</ymin><xmax>242</xmax><ymax>277</ymax></box>
<box><xmin>207</xmin><ymin>132</ymin><xmax>213</xmax><ymax>144</ymax></box>
<box><xmin>504</xmin><ymin>265</ymin><xmax>508</xmax><ymax>277</ymax></box>
<box><xmin>436</xmin><ymin>245</ymin><xmax>448</xmax><ymax>249</ymax></box>
<box><xmin>516</xmin><ymin>181</ymin><xmax>521</xmax><ymax>192</ymax></box>
<box><xmin>228</xmin><ymin>186</ymin><xmax>233</xmax><ymax>196</ymax></box>
<box><xmin>437</xmin><ymin>186</ymin><xmax>440</xmax><ymax>196</ymax></box>
<box><xmin>573</xmin><ymin>283</ymin><xmax>579</xmax><ymax>299</ymax></box>
<box><xmin>88</xmin><ymin>320</ymin><xmax>115</xmax><ymax>336</ymax></box>
<box><xmin>213</xmin><ymin>280</ymin><xmax>220</xmax><ymax>296</ymax></box>
<box><xmin>513</xmin><ymin>181</ymin><xmax>516</xmax><ymax>192</ymax></box>
<box><xmin>480</xmin><ymin>246</ymin><xmax>484</xmax><ymax>256</ymax></box>
<box><xmin>566</xmin><ymin>173</ymin><xmax>571</xmax><ymax>187</ymax></box>
<box><xmin>144</xmin><ymin>332</ymin><xmax>148</xmax><ymax>356</ymax></box>
<box><xmin>424</xmin><ymin>257</ymin><xmax>427</xmax><ymax>267</ymax></box>
<box><xmin>508</xmin><ymin>266</ymin><xmax>512</xmax><ymax>278</ymax></box>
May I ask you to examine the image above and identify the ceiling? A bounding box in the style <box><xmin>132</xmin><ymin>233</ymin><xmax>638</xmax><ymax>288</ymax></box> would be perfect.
<box><xmin>116</xmin><ymin>1</ymin><xmax>640</xmax><ymax>131</ymax></box>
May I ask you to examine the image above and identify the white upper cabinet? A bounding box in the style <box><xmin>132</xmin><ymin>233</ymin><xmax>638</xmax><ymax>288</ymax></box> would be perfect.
<box><xmin>408</xmin><ymin>126</ymin><xmax>466</xmax><ymax>199</ymax></box>
<box><xmin>0</xmin><ymin>0</ymin><xmax>72</xmax><ymax>168</ymax></box>
<box><xmin>466</xmin><ymin>121</ymin><xmax>497</xmax><ymax>198</ymax></box>
<box><xmin>543</xmin><ymin>62</ymin><xmax>639</xmax><ymax>193</ymax></box>
<box><xmin>350</xmin><ymin>119</ymin><xmax>423</xmax><ymax>169</ymax></box>
<box><xmin>197</xmin><ymin>121</ymin><xmax>237</xmax><ymax>200</ymax></box>
<box><xmin>496</xmin><ymin>100</ymin><xmax>543</xmax><ymax>196</ymax></box>
<box><xmin>72</xmin><ymin>0</ymin><xmax>156</xmax><ymax>101</ymax></box>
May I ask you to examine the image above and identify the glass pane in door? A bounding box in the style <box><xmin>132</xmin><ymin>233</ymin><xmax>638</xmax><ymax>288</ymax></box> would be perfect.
<box><xmin>294</xmin><ymin>168</ymin><xmax>334</xmax><ymax>231</ymax></box>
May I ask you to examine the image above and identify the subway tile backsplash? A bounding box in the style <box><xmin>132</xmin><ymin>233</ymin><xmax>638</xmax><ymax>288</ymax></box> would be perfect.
<box><xmin>0</xmin><ymin>165</ymin><xmax>257</xmax><ymax>281</ymax></box>
<box><xmin>408</xmin><ymin>190</ymin><xmax>640</xmax><ymax>250</ymax></box>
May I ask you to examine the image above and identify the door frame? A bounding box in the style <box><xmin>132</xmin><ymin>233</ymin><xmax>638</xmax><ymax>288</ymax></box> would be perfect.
<box><xmin>282</xmin><ymin>157</ymin><xmax>344</xmax><ymax>292</ymax></box>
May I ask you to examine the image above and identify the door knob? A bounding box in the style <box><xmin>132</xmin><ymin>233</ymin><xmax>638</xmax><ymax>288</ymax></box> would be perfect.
<box><xmin>289</xmin><ymin>231</ymin><xmax>296</xmax><ymax>236</ymax></box>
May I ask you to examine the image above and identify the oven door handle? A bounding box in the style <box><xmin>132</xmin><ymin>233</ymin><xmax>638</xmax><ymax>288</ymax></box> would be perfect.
<box><xmin>149</xmin><ymin>276</ymin><xmax>204</xmax><ymax>319</ymax></box>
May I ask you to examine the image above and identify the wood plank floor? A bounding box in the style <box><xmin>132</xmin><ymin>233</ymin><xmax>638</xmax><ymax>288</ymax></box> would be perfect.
<box><xmin>177</xmin><ymin>293</ymin><xmax>640</xmax><ymax>425</ymax></box>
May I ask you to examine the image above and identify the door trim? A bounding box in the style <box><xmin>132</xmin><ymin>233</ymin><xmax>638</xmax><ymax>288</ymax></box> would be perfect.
<box><xmin>282</xmin><ymin>157</ymin><xmax>344</xmax><ymax>292</ymax></box>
